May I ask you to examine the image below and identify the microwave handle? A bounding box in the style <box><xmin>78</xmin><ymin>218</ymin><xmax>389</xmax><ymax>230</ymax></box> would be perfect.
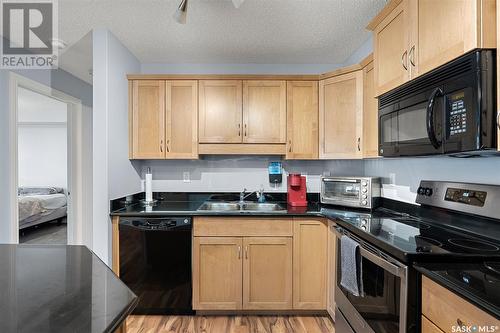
<box><xmin>426</xmin><ymin>87</ymin><xmax>443</xmax><ymax>149</ymax></box>
<box><xmin>322</xmin><ymin>178</ymin><xmax>358</xmax><ymax>183</ymax></box>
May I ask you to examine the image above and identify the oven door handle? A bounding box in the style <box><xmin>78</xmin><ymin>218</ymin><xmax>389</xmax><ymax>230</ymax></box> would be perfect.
<box><xmin>426</xmin><ymin>87</ymin><xmax>443</xmax><ymax>149</ymax></box>
<box><xmin>334</xmin><ymin>227</ymin><xmax>404</xmax><ymax>277</ymax></box>
<box><xmin>322</xmin><ymin>178</ymin><xmax>359</xmax><ymax>183</ymax></box>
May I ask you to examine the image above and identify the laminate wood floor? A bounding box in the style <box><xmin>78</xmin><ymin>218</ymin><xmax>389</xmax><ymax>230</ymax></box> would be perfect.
<box><xmin>126</xmin><ymin>315</ymin><xmax>335</xmax><ymax>333</ymax></box>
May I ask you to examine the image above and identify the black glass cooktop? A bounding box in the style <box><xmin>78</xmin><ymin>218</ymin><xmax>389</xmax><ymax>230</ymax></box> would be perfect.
<box><xmin>338</xmin><ymin>215</ymin><xmax>500</xmax><ymax>257</ymax></box>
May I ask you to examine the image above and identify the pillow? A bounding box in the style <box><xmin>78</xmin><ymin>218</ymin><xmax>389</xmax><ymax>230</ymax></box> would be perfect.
<box><xmin>18</xmin><ymin>187</ymin><xmax>64</xmax><ymax>196</ymax></box>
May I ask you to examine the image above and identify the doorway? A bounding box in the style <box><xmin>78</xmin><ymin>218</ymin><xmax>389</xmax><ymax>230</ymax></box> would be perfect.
<box><xmin>10</xmin><ymin>73</ymin><xmax>85</xmax><ymax>245</ymax></box>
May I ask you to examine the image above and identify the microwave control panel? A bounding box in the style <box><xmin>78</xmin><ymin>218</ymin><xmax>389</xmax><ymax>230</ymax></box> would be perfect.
<box><xmin>448</xmin><ymin>92</ymin><xmax>467</xmax><ymax>136</ymax></box>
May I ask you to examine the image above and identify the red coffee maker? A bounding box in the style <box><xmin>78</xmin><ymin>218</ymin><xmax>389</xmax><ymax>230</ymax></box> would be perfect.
<box><xmin>287</xmin><ymin>173</ymin><xmax>307</xmax><ymax>207</ymax></box>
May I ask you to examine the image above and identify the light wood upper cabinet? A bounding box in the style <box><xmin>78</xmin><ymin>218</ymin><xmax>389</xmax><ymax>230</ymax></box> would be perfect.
<box><xmin>286</xmin><ymin>81</ymin><xmax>319</xmax><ymax>159</ymax></box>
<box><xmin>370</xmin><ymin>0</ymin><xmax>496</xmax><ymax>95</ymax></box>
<box><xmin>411</xmin><ymin>0</ymin><xmax>496</xmax><ymax>78</ymax></box>
<box><xmin>242</xmin><ymin>81</ymin><xmax>287</xmax><ymax>143</ymax></box>
<box><xmin>199</xmin><ymin>80</ymin><xmax>243</xmax><ymax>143</ymax></box>
<box><xmin>293</xmin><ymin>218</ymin><xmax>327</xmax><ymax>310</ymax></box>
<box><xmin>319</xmin><ymin>70</ymin><xmax>363</xmax><ymax>159</ymax></box>
<box><xmin>243</xmin><ymin>237</ymin><xmax>293</xmax><ymax>310</ymax></box>
<box><xmin>166</xmin><ymin>80</ymin><xmax>198</xmax><ymax>158</ymax></box>
<box><xmin>362</xmin><ymin>61</ymin><xmax>379</xmax><ymax>158</ymax></box>
<box><xmin>192</xmin><ymin>237</ymin><xmax>243</xmax><ymax>310</ymax></box>
<box><xmin>372</xmin><ymin>0</ymin><xmax>410</xmax><ymax>96</ymax></box>
<box><xmin>130</xmin><ymin>80</ymin><xmax>165</xmax><ymax>159</ymax></box>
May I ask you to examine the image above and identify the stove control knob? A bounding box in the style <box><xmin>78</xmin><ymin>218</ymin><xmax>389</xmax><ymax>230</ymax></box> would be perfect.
<box><xmin>361</xmin><ymin>225</ymin><xmax>367</xmax><ymax>231</ymax></box>
<box><xmin>425</xmin><ymin>188</ymin><xmax>433</xmax><ymax>196</ymax></box>
<box><xmin>361</xmin><ymin>218</ymin><xmax>367</xmax><ymax>225</ymax></box>
<box><xmin>362</xmin><ymin>188</ymin><xmax>368</xmax><ymax>193</ymax></box>
<box><xmin>362</xmin><ymin>194</ymin><xmax>367</xmax><ymax>199</ymax></box>
<box><xmin>361</xmin><ymin>200</ymin><xmax>368</xmax><ymax>206</ymax></box>
<box><xmin>361</xmin><ymin>181</ymin><xmax>368</xmax><ymax>186</ymax></box>
<box><xmin>418</xmin><ymin>187</ymin><xmax>425</xmax><ymax>195</ymax></box>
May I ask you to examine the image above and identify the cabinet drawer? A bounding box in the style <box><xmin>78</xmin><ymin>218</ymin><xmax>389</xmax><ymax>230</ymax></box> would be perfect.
<box><xmin>422</xmin><ymin>276</ymin><xmax>499</xmax><ymax>331</ymax></box>
<box><xmin>193</xmin><ymin>217</ymin><xmax>293</xmax><ymax>237</ymax></box>
<box><xmin>421</xmin><ymin>316</ymin><xmax>444</xmax><ymax>333</ymax></box>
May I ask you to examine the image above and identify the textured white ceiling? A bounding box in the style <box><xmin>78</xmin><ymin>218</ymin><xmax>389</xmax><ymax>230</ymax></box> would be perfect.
<box><xmin>59</xmin><ymin>0</ymin><xmax>385</xmax><ymax>64</ymax></box>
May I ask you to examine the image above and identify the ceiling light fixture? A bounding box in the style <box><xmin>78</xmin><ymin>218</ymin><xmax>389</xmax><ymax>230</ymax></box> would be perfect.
<box><xmin>173</xmin><ymin>0</ymin><xmax>188</xmax><ymax>24</ymax></box>
<box><xmin>232</xmin><ymin>0</ymin><xmax>244</xmax><ymax>8</ymax></box>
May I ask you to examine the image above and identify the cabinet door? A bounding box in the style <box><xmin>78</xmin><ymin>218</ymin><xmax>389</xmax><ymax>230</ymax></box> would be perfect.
<box><xmin>243</xmin><ymin>237</ymin><xmax>292</xmax><ymax>310</ymax></box>
<box><xmin>293</xmin><ymin>218</ymin><xmax>327</xmax><ymax>310</ymax></box>
<box><xmin>373</xmin><ymin>0</ymin><xmax>410</xmax><ymax>96</ymax></box>
<box><xmin>242</xmin><ymin>80</ymin><xmax>286</xmax><ymax>143</ymax></box>
<box><xmin>412</xmin><ymin>0</ymin><xmax>496</xmax><ymax>78</ymax></box>
<box><xmin>327</xmin><ymin>221</ymin><xmax>337</xmax><ymax>320</ymax></box>
<box><xmin>362</xmin><ymin>61</ymin><xmax>379</xmax><ymax>158</ymax></box>
<box><xmin>131</xmin><ymin>80</ymin><xmax>165</xmax><ymax>159</ymax></box>
<box><xmin>286</xmin><ymin>81</ymin><xmax>319</xmax><ymax>159</ymax></box>
<box><xmin>166</xmin><ymin>80</ymin><xmax>198</xmax><ymax>159</ymax></box>
<box><xmin>199</xmin><ymin>80</ymin><xmax>242</xmax><ymax>143</ymax></box>
<box><xmin>193</xmin><ymin>237</ymin><xmax>243</xmax><ymax>310</ymax></box>
<box><xmin>319</xmin><ymin>71</ymin><xmax>363</xmax><ymax>159</ymax></box>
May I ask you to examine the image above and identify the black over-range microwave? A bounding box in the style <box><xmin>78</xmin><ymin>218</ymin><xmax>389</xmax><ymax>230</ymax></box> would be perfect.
<box><xmin>378</xmin><ymin>49</ymin><xmax>497</xmax><ymax>157</ymax></box>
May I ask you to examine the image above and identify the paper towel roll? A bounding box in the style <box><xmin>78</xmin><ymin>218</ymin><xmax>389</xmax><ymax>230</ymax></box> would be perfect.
<box><xmin>145</xmin><ymin>168</ymin><xmax>153</xmax><ymax>203</ymax></box>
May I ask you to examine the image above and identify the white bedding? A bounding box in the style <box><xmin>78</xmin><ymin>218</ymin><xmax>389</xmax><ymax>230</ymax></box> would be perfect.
<box><xmin>18</xmin><ymin>194</ymin><xmax>67</xmax><ymax>222</ymax></box>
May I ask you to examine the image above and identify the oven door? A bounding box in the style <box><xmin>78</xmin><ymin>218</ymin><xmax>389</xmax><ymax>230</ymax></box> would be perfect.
<box><xmin>321</xmin><ymin>178</ymin><xmax>363</xmax><ymax>207</ymax></box>
<box><xmin>334</xmin><ymin>227</ymin><xmax>408</xmax><ymax>333</ymax></box>
<box><xmin>379</xmin><ymin>89</ymin><xmax>444</xmax><ymax>157</ymax></box>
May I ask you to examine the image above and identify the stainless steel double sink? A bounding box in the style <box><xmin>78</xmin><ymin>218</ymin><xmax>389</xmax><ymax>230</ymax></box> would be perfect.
<box><xmin>197</xmin><ymin>201</ymin><xmax>286</xmax><ymax>213</ymax></box>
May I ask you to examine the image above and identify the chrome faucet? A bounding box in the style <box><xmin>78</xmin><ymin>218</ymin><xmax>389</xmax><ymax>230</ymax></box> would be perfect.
<box><xmin>239</xmin><ymin>187</ymin><xmax>265</xmax><ymax>205</ymax></box>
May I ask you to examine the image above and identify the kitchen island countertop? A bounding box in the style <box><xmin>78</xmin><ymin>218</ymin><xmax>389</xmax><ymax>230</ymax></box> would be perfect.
<box><xmin>0</xmin><ymin>245</ymin><xmax>137</xmax><ymax>333</ymax></box>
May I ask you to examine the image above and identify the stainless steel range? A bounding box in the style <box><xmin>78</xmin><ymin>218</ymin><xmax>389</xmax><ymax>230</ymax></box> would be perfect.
<box><xmin>331</xmin><ymin>181</ymin><xmax>500</xmax><ymax>333</ymax></box>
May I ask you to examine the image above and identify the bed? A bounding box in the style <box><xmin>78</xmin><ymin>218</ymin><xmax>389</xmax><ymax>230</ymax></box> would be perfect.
<box><xmin>18</xmin><ymin>187</ymin><xmax>68</xmax><ymax>230</ymax></box>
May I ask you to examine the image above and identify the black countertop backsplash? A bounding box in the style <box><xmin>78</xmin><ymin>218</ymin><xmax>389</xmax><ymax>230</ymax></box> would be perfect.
<box><xmin>0</xmin><ymin>245</ymin><xmax>137</xmax><ymax>333</ymax></box>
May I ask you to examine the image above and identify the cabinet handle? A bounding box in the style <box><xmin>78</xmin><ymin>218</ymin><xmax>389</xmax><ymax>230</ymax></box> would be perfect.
<box><xmin>238</xmin><ymin>123</ymin><xmax>241</xmax><ymax>137</ymax></box>
<box><xmin>457</xmin><ymin>318</ymin><xmax>464</xmax><ymax>327</ymax></box>
<box><xmin>244</xmin><ymin>124</ymin><xmax>247</xmax><ymax>137</ymax></box>
<box><xmin>166</xmin><ymin>140</ymin><xmax>170</xmax><ymax>153</ymax></box>
<box><xmin>497</xmin><ymin>112</ymin><xmax>500</xmax><ymax>130</ymax></box>
<box><xmin>401</xmin><ymin>50</ymin><xmax>408</xmax><ymax>70</ymax></box>
<box><xmin>357</xmin><ymin>137</ymin><xmax>361</xmax><ymax>151</ymax></box>
<box><xmin>409</xmin><ymin>45</ymin><xmax>416</xmax><ymax>67</ymax></box>
<box><xmin>245</xmin><ymin>246</ymin><xmax>248</xmax><ymax>259</ymax></box>
<box><xmin>160</xmin><ymin>140</ymin><xmax>163</xmax><ymax>153</ymax></box>
<box><xmin>238</xmin><ymin>246</ymin><xmax>241</xmax><ymax>259</ymax></box>
<box><xmin>288</xmin><ymin>140</ymin><xmax>292</xmax><ymax>152</ymax></box>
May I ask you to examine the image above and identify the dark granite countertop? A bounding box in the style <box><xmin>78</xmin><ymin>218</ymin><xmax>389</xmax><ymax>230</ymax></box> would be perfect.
<box><xmin>414</xmin><ymin>262</ymin><xmax>500</xmax><ymax>319</ymax></box>
<box><xmin>0</xmin><ymin>245</ymin><xmax>138</xmax><ymax>333</ymax></box>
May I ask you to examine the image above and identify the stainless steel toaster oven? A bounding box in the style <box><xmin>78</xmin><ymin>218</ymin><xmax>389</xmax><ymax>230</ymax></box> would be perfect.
<box><xmin>320</xmin><ymin>177</ymin><xmax>381</xmax><ymax>209</ymax></box>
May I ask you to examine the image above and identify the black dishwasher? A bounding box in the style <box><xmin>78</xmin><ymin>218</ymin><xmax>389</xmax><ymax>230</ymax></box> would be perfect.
<box><xmin>119</xmin><ymin>217</ymin><xmax>193</xmax><ymax>314</ymax></box>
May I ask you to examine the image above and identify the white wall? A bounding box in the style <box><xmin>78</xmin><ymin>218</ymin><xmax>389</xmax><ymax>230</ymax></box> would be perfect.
<box><xmin>140</xmin><ymin>158</ymin><xmax>364</xmax><ymax>193</ymax></box>
<box><xmin>364</xmin><ymin>156</ymin><xmax>500</xmax><ymax>204</ymax></box>
<box><xmin>0</xmin><ymin>67</ymin><xmax>13</xmax><ymax>243</ymax></box>
<box><xmin>93</xmin><ymin>29</ymin><xmax>142</xmax><ymax>265</ymax></box>
<box><xmin>18</xmin><ymin>88</ymin><xmax>68</xmax><ymax>189</ymax></box>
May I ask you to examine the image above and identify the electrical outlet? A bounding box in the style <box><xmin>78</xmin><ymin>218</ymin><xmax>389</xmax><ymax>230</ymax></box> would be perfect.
<box><xmin>389</xmin><ymin>173</ymin><xmax>396</xmax><ymax>185</ymax></box>
<box><xmin>183</xmin><ymin>171</ymin><xmax>190</xmax><ymax>183</ymax></box>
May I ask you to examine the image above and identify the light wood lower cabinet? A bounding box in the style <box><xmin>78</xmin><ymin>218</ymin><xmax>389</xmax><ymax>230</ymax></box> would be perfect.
<box><xmin>293</xmin><ymin>218</ymin><xmax>327</xmax><ymax>309</ymax></box>
<box><xmin>327</xmin><ymin>220</ymin><xmax>337</xmax><ymax>320</ymax></box>
<box><xmin>421</xmin><ymin>276</ymin><xmax>500</xmax><ymax>332</ymax></box>
<box><xmin>192</xmin><ymin>217</ymin><xmax>329</xmax><ymax>312</ymax></box>
<box><xmin>192</xmin><ymin>237</ymin><xmax>243</xmax><ymax>310</ymax></box>
<box><xmin>421</xmin><ymin>315</ymin><xmax>444</xmax><ymax>333</ymax></box>
<box><xmin>243</xmin><ymin>237</ymin><xmax>293</xmax><ymax>310</ymax></box>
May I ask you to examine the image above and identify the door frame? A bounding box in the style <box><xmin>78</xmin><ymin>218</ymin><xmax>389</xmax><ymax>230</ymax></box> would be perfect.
<box><xmin>9</xmin><ymin>72</ymin><xmax>85</xmax><ymax>245</ymax></box>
